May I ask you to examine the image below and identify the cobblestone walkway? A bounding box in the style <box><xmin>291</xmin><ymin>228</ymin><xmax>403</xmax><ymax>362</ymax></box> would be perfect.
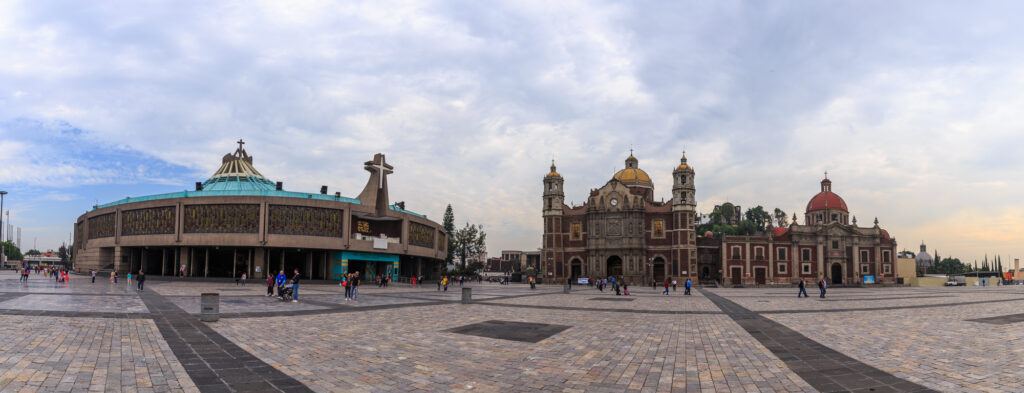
<box><xmin>4</xmin><ymin>270</ymin><xmax>1024</xmax><ymax>392</ymax></box>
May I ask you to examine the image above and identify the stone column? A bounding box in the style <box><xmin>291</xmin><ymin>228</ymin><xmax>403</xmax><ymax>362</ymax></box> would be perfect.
<box><xmin>161</xmin><ymin>249</ymin><xmax>167</xmax><ymax>276</ymax></box>
<box><xmin>232</xmin><ymin>249</ymin><xmax>237</xmax><ymax>279</ymax></box>
<box><xmin>768</xmin><ymin>243</ymin><xmax>774</xmax><ymax>282</ymax></box>
<box><xmin>204</xmin><ymin>248</ymin><xmax>209</xmax><ymax>278</ymax></box>
<box><xmin>744</xmin><ymin>241</ymin><xmax>751</xmax><ymax>284</ymax></box>
<box><xmin>875</xmin><ymin>245</ymin><xmax>881</xmax><ymax>282</ymax></box>
<box><xmin>852</xmin><ymin>244</ymin><xmax>860</xmax><ymax>283</ymax></box>
<box><xmin>279</xmin><ymin>251</ymin><xmax>285</xmax><ymax>274</ymax></box>
<box><xmin>254</xmin><ymin>248</ymin><xmax>265</xmax><ymax>279</ymax></box>
<box><xmin>306</xmin><ymin>251</ymin><xmax>313</xmax><ymax>278</ymax></box>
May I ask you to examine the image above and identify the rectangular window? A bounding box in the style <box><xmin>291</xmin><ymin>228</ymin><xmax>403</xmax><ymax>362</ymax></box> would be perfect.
<box><xmin>755</xmin><ymin>247</ymin><xmax>764</xmax><ymax>259</ymax></box>
<box><xmin>732</xmin><ymin>246</ymin><xmax>741</xmax><ymax>259</ymax></box>
<box><xmin>802</xmin><ymin>263</ymin><xmax>811</xmax><ymax>274</ymax></box>
<box><xmin>861</xmin><ymin>250</ymin><xmax>869</xmax><ymax>263</ymax></box>
<box><xmin>831</xmin><ymin>213</ymin><xmax>838</xmax><ymax>222</ymax></box>
<box><xmin>832</xmin><ymin>240</ymin><xmax>839</xmax><ymax>249</ymax></box>
<box><xmin>861</xmin><ymin>264</ymin><xmax>869</xmax><ymax>274</ymax></box>
<box><xmin>884</xmin><ymin>264</ymin><xmax>891</xmax><ymax>274</ymax></box>
<box><xmin>778</xmin><ymin>248</ymin><xmax>787</xmax><ymax>260</ymax></box>
<box><xmin>883</xmin><ymin>251</ymin><xmax>891</xmax><ymax>263</ymax></box>
<box><xmin>802</xmin><ymin>249</ymin><xmax>811</xmax><ymax>261</ymax></box>
<box><xmin>778</xmin><ymin>263</ymin><xmax>787</xmax><ymax>274</ymax></box>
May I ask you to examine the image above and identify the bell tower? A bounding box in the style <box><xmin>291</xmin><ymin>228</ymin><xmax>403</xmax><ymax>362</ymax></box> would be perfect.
<box><xmin>542</xmin><ymin>161</ymin><xmax>565</xmax><ymax>280</ymax></box>
<box><xmin>671</xmin><ymin>152</ymin><xmax>697</xmax><ymax>282</ymax></box>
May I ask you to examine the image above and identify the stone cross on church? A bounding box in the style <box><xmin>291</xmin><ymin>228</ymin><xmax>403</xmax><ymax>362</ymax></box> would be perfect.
<box><xmin>357</xmin><ymin>153</ymin><xmax>394</xmax><ymax>217</ymax></box>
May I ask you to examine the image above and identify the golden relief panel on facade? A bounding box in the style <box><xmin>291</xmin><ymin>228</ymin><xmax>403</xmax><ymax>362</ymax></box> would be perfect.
<box><xmin>571</xmin><ymin>223</ymin><xmax>581</xmax><ymax>240</ymax></box>
<box><xmin>409</xmin><ymin>222</ymin><xmax>435</xmax><ymax>248</ymax></box>
<box><xmin>183</xmin><ymin>204</ymin><xmax>259</xmax><ymax>233</ymax></box>
<box><xmin>268</xmin><ymin>205</ymin><xmax>343</xmax><ymax>237</ymax></box>
<box><xmin>356</xmin><ymin>220</ymin><xmax>371</xmax><ymax>234</ymax></box>
<box><xmin>653</xmin><ymin>220</ymin><xmax>665</xmax><ymax>238</ymax></box>
<box><xmin>121</xmin><ymin>207</ymin><xmax>176</xmax><ymax>236</ymax></box>
<box><xmin>88</xmin><ymin>213</ymin><xmax>116</xmax><ymax>239</ymax></box>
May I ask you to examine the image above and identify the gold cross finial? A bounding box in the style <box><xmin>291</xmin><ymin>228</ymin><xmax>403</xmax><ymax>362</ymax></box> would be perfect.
<box><xmin>237</xmin><ymin>139</ymin><xmax>245</xmax><ymax>149</ymax></box>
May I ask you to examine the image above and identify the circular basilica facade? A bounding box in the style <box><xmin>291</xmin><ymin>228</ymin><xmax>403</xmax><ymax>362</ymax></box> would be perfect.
<box><xmin>73</xmin><ymin>141</ymin><xmax>446</xmax><ymax>281</ymax></box>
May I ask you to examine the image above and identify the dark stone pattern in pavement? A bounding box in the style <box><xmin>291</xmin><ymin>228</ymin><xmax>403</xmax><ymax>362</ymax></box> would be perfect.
<box><xmin>702</xmin><ymin>290</ymin><xmax>938</xmax><ymax>393</ymax></box>
<box><xmin>139</xmin><ymin>290</ymin><xmax>313</xmax><ymax>393</ymax></box>
<box><xmin>447</xmin><ymin>320</ymin><xmax>571</xmax><ymax>343</ymax></box>
<box><xmin>967</xmin><ymin>313</ymin><xmax>1024</xmax><ymax>325</ymax></box>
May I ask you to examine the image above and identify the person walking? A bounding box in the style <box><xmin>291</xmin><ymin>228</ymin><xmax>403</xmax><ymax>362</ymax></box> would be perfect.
<box><xmin>350</xmin><ymin>271</ymin><xmax>360</xmax><ymax>301</ymax></box>
<box><xmin>343</xmin><ymin>274</ymin><xmax>351</xmax><ymax>301</ymax></box>
<box><xmin>614</xmin><ymin>280</ymin><xmax>621</xmax><ymax>296</ymax></box>
<box><xmin>137</xmin><ymin>270</ymin><xmax>145</xmax><ymax>291</ymax></box>
<box><xmin>266</xmin><ymin>274</ymin><xmax>275</xmax><ymax>296</ymax></box>
<box><xmin>442</xmin><ymin>276</ymin><xmax>449</xmax><ymax>292</ymax></box>
<box><xmin>663</xmin><ymin>277</ymin><xmax>670</xmax><ymax>295</ymax></box>
<box><xmin>437</xmin><ymin>277</ymin><xmax>442</xmax><ymax>291</ymax></box>
<box><xmin>240</xmin><ymin>273</ymin><xmax>246</xmax><ymax>286</ymax></box>
<box><xmin>114</xmin><ymin>271</ymin><xmax>118</xmax><ymax>284</ymax></box>
<box><xmin>275</xmin><ymin>270</ymin><xmax>286</xmax><ymax>298</ymax></box>
<box><xmin>798</xmin><ymin>279</ymin><xmax>808</xmax><ymax>298</ymax></box>
<box><xmin>623</xmin><ymin>282</ymin><xmax>630</xmax><ymax>296</ymax></box>
<box><xmin>91</xmin><ymin>269</ymin><xmax>96</xmax><ymax>284</ymax></box>
<box><xmin>672</xmin><ymin>279</ymin><xmax>677</xmax><ymax>292</ymax></box>
<box><xmin>685</xmin><ymin>278</ymin><xmax>692</xmax><ymax>295</ymax></box>
<box><xmin>529</xmin><ymin>276</ymin><xmax>536</xmax><ymax>290</ymax></box>
<box><xmin>818</xmin><ymin>278</ymin><xmax>827</xmax><ymax>298</ymax></box>
<box><xmin>290</xmin><ymin>269</ymin><xmax>301</xmax><ymax>302</ymax></box>
<box><xmin>126</xmin><ymin>271</ymin><xmax>132</xmax><ymax>288</ymax></box>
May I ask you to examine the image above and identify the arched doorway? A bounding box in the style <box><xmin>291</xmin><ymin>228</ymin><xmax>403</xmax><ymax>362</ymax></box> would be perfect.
<box><xmin>831</xmin><ymin>263</ymin><xmax>843</xmax><ymax>285</ymax></box>
<box><xmin>606</xmin><ymin>256</ymin><xmax>623</xmax><ymax>277</ymax></box>
<box><xmin>702</xmin><ymin>266</ymin><xmax>710</xmax><ymax>280</ymax></box>
<box><xmin>652</xmin><ymin>257</ymin><xmax>666</xmax><ymax>283</ymax></box>
<box><xmin>570</xmin><ymin>258</ymin><xmax>583</xmax><ymax>278</ymax></box>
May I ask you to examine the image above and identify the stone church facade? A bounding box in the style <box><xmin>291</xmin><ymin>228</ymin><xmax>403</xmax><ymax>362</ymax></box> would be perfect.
<box><xmin>720</xmin><ymin>177</ymin><xmax>898</xmax><ymax>287</ymax></box>
<box><xmin>541</xmin><ymin>153</ymin><xmax>697</xmax><ymax>284</ymax></box>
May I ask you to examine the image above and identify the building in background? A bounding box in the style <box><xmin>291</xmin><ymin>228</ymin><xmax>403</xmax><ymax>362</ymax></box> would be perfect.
<box><xmin>73</xmin><ymin>141</ymin><xmax>446</xmax><ymax>280</ymax></box>
<box><xmin>541</xmin><ymin>152</ymin><xmax>697</xmax><ymax>284</ymax></box>
<box><xmin>720</xmin><ymin>177</ymin><xmax>898</xmax><ymax>287</ymax></box>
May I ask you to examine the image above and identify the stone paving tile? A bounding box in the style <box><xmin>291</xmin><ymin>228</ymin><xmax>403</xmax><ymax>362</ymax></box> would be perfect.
<box><xmin>765</xmin><ymin>301</ymin><xmax>1024</xmax><ymax>393</ymax></box>
<box><xmin>166</xmin><ymin>295</ymin><xmax>329</xmax><ymax>314</ymax></box>
<box><xmin>718</xmin><ymin>287</ymin><xmax>1024</xmax><ymax>312</ymax></box>
<box><xmin>0</xmin><ymin>315</ymin><xmax>197</xmax><ymax>392</ymax></box>
<box><xmin>0</xmin><ymin>293</ymin><xmax>149</xmax><ymax>313</ymax></box>
<box><xmin>484</xmin><ymin>289</ymin><xmax>722</xmax><ymax>313</ymax></box>
<box><xmin>211</xmin><ymin>304</ymin><xmax>815</xmax><ymax>393</ymax></box>
<box><xmin>0</xmin><ymin>274</ymin><xmax>141</xmax><ymax>295</ymax></box>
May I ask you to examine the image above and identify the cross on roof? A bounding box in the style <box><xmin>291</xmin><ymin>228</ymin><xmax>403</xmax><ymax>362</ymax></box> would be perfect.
<box><xmin>237</xmin><ymin>139</ymin><xmax>245</xmax><ymax>149</ymax></box>
<box><xmin>364</xmin><ymin>154</ymin><xmax>394</xmax><ymax>190</ymax></box>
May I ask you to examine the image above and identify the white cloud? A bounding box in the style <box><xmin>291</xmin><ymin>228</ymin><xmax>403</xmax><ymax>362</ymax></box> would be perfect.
<box><xmin>2</xmin><ymin>1</ymin><xmax>1024</xmax><ymax>260</ymax></box>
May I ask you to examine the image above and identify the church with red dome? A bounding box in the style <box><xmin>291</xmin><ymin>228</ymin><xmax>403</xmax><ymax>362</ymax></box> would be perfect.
<box><xmin>719</xmin><ymin>176</ymin><xmax>898</xmax><ymax>287</ymax></box>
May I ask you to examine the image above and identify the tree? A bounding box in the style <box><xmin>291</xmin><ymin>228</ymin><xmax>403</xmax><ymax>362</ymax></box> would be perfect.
<box><xmin>744</xmin><ymin>206</ymin><xmax>772</xmax><ymax>232</ymax></box>
<box><xmin>443</xmin><ymin>204</ymin><xmax>455</xmax><ymax>266</ymax></box>
<box><xmin>25</xmin><ymin>249</ymin><xmax>41</xmax><ymax>256</ymax></box>
<box><xmin>773</xmin><ymin>208</ymin><xmax>789</xmax><ymax>227</ymax></box>
<box><xmin>59</xmin><ymin>244</ymin><xmax>69</xmax><ymax>264</ymax></box>
<box><xmin>453</xmin><ymin>222</ymin><xmax>487</xmax><ymax>270</ymax></box>
<box><xmin>0</xmin><ymin>241</ymin><xmax>23</xmax><ymax>261</ymax></box>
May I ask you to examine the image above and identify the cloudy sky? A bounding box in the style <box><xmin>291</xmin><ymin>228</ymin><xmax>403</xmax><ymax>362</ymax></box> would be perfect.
<box><xmin>2</xmin><ymin>1</ymin><xmax>1023</xmax><ymax>265</ymax></box>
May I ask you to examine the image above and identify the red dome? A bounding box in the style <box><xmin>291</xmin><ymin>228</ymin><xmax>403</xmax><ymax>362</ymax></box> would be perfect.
<box><xmin>772</xmin><ymin>227</ymin><xmax>789</xmax><ymax>237</ymax></box>
<box><xmin>806</xmin><ymin>178</ymin><xmax>848</xmax><ymax>213</ymax></box>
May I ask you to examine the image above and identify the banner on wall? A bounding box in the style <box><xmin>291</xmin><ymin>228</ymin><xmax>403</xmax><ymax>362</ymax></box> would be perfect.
<box><xmin>577</xmin><ymin>278</ymin><xmax>589</xmax><ymax>284</ymax></box>
<box><xmin>862</xmin><ymin>275</ymin><xmax>876</xmax><ymax>284</ymax></box>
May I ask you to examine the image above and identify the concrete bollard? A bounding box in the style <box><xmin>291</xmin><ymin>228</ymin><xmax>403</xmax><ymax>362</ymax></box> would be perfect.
<box><xmin>461</xmin><ymin>287</ymin><xmax>472</xmax><ymax>304</ymax></box>
<box><xmin>200</xmin><ymin>293</ymin><xmax>219</xmax><ymax>322</ymax></box>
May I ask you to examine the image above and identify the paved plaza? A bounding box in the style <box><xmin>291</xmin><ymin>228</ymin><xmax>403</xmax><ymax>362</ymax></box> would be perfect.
<box><xmin>1</xmin><ymin>271</ymin><xmax>1024</xmax><ymax>392</ymax></box>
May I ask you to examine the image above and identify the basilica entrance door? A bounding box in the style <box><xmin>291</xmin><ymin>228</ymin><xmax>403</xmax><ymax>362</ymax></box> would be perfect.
<box><xmin>831</xmin><ymin>263</ymin><xmax>843</xmax><ymax>285</ymax></box>
<box><xmin>731</xmin><ymin>267</ymin><xmax>742</xmax><ymax>285</ymax></box>
<box><xmin>702</xmin><ymin>266</ymin><xmax>710</xmax><ymax>280</ymax></box>
<box><xmin>652</xmin><ymin>257</ymin><xmax>666</xmax><ymax>283</ymax></box>
<box><xmin>570</xmin><ymin>259</ymin><xmax>582</xmax><ymax>278</ymax></box>
<box><xmin>606</xmin><ymin>256</ymin><xmax>623</xmax><ymax>277</ymax></box>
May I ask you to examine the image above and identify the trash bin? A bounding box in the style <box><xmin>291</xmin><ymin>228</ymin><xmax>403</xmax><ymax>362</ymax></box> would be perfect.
<box><xmin>563</xmin><ymin>285</ymin><xmax>570</xmax><ymax>294</ymax></box>
<box><xmin>461</xmin><ymin>287</ymin><xmax>472</xmax><ymax>304</ymax></box>
<box><xmin>200</xmin><ymin>293</ymin><xmax>219</xmax><ymax>322</ymax></box>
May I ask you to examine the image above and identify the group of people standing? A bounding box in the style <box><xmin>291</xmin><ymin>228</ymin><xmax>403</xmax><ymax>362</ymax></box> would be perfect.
<box><xmin>266</xmin><ymin>269</ymin><xmax>302</xmax><ymax>302</ymax></box>
<box><xmin>339</xmin><ymin>272</ymin><xmax>360</xmax><ymax>301</ymax></box>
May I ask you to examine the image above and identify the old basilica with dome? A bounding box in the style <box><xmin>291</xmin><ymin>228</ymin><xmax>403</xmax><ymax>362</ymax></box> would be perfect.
<box><xmin>541</xmin><ymin>153</ymin><xmax>898</xmax><ymax>287</ymax></box>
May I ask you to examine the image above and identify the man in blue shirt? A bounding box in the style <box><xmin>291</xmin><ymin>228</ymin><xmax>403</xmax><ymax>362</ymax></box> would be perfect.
<box><xmin>684</xmin><ymin>278</ymin><xmax>692</xmax><ymax>295</ymax></box>
<box><xmin>275</xmin><ymin>270</ymin><xmax>286</xmax><ymax>298</ymax></box>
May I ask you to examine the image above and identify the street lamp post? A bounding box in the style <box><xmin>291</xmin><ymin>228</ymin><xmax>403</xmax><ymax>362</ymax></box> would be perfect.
<box><xmin>0</xmin><ymin>191</ymin><xmax>6</xmax><ymax>268</ymax></box>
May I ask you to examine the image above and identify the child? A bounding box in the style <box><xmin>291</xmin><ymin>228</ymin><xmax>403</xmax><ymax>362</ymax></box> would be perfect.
<box><xmin>623</xmin><ymin>282</ymin><xmax>630</xmax><ymax>296</ymax></box>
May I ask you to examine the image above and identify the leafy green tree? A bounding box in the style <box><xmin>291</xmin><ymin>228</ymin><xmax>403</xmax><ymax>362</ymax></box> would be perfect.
<box><xmin>25</xmin><ymin>249</ymin><xmax>41</xmax><ymax>256</ymax></box>
<box><xmin>443</xmin><ymin>204</ymin><xmax>455</xmax><ymax>266</ymax></box>
<box><xmin>59</xmin><ymin>244</ymin><xmax>69</xmax><ymax>264</ymax></box>
<box><xmin>0</xmin><ymin>241</ymin><xmax>23</xmax><ymax>261</ymax></box>
<box><xmin>453</xmin><ymin>222</ymin><xmax>487</xmax><ymax>269</ymax></box>
<box><xmin>744</xmin><ymin>206</ymin><xmax>772</xmax><ymax>231</ymax></box>
<box><xmin>773</xmin><ymin>208</ymin><xmax>788</xmax><ymax>227</ymax></box>
<box><xmin>718</xmin><ymin>202</ymin><xmax>736</xmax><ymax>224</ymax></box>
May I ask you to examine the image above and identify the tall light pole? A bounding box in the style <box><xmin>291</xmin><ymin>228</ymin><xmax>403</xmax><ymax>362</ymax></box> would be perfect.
<box><xmin>0</xmin><ymin>191</ymin><xmax>6</xmax><ymax>267</ymax></box>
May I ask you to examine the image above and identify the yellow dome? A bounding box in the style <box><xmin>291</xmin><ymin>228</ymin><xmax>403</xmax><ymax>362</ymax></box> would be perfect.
<box><xmin>546</xmin><ymin>171</ymin><xmax>560</xmax><ymax>177</ymax></box>
<box><xmin>613</xmin><ymin>168</ymin><xmax>653</xmax><ymax>188</ymax></box>
<box><xmin>676</xmin><ymin>164</ymin><xmax>690</xmax><ymax>170</ymax></box>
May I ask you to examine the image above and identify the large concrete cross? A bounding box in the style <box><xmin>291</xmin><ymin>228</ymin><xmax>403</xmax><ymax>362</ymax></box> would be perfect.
<box><xmin>365</xmin><ymin>154</ymin><xmax>393</xmax><ymax>189</ymax></box>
